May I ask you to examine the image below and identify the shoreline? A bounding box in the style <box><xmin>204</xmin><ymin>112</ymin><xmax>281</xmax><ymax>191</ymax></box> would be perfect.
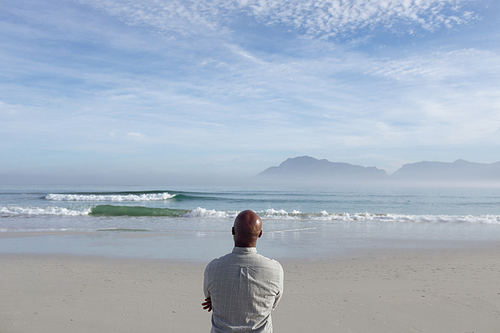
<box><xmin>2</xmin><ymin>245</ymin><xmax>500</xmax><ymax>332</ymax></box>
<box><xmin>2</xmin><ymin>229</ymin><xmax>499</xmax><ymax>262</ymax></box>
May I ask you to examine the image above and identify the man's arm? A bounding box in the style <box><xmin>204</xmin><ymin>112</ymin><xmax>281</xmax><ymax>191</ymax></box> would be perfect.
<box><xmin>202</xmin><ymin>265</ymin><xmax>212</xmax><ymax>312</ymax></box>
<box><xmin>272</xmin><ymin>263</ymin><xmax>284</xmax><ymax>309</ymax></box>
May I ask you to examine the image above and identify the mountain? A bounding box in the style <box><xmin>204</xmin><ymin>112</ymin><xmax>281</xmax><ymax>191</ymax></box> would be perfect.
<box><xmin>391</xmin><ymin>159</ymin><xmax>500</xmax><ymax>182</ymax></box>
<box><xmin>256</xmin><ymin>157</ymin><xmax>500</xmax><ymax>185</ymax></box>
<box><xmin>256</xmin><ymin>156</ymin><xmax>388</xmax><ymax>183</ymax></box>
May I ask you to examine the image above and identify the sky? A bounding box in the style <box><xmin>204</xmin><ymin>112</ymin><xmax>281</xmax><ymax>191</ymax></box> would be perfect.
<box><xmin>1</xmin><ymin>0</ymin><xmax>499</xmax><ymax>185</ymax></box>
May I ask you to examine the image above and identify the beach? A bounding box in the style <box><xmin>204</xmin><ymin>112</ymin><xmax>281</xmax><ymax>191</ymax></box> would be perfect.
<box><xmin>2</xmin><ymin>186</ymin><xmax>500</xmax><ymax>332</ymax></box>
<box><xmin>2</xmin><ymin>242</ymin><xmax>499</xmax><ymax>333</ymax></box>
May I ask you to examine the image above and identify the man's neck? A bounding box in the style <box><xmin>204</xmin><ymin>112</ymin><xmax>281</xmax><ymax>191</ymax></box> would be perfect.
<box><xmin>234</xmin><ymin>242</ymin><xmax>257</xmax><ymax>248</ymax></box>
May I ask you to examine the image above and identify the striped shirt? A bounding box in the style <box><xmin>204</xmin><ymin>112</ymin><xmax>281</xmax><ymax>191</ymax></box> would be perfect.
<box><xmin>204</xmin><ymin>247</ymin><xmax>284</xmax><ymax>333</ymax></box>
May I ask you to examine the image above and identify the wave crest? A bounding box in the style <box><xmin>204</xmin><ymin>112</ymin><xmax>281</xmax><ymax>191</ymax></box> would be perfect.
<box><xmin>183</xmin><ymin>207</ymin><xmax>238</xmax><ymax>218</ymax></box>
<box><xmin>45</xmin><ymin>192</ymin><xmax>176</xmax><ymax>202</ymax></box>
<box><xmin>1</xmin><ymin>206</ymin><xmax>91</xmax><ymax>216</ymax></box>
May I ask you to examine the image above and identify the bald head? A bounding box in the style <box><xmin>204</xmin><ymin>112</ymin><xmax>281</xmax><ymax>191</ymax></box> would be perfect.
<box><xmin>232</xmin><ymin>210</ymin><xmax>263</xmax><ymax>248</ymax></box>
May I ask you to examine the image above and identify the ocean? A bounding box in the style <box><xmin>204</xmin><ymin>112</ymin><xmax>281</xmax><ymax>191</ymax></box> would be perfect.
<box><xmin>1</xmin><ymin>185</ymin><xmax>499</xmax><ymax>261</ymax></box>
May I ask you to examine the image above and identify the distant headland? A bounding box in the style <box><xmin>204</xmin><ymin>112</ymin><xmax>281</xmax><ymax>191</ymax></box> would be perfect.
<box><xmin>256</xmin><ymin>156</ymin><xmax>500</xmax><ymax>185</ymax></box>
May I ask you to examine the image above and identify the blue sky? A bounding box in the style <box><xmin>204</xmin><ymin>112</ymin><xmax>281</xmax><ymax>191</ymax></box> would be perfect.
<box><xmin>1</xmin><ymin>0</ymin><xmax>499</xmax><ymax>185</ymax></box>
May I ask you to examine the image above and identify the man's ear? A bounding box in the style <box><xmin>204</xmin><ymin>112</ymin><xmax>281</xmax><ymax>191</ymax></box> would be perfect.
<box><xmin>232</xmin><ymin>227</ymin><xmax>235</xmax><ymax>235</ymax></box>
<box><xmin>258</xmin><ymin>230</ymin><xmax>262</xmax><ymax>238</ymax></box>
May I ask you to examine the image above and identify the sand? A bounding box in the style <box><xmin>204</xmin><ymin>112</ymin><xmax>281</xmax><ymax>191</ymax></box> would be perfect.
<box><xmin>1</xmin><ymin>247</ymin><xmax>500</xmax><ymax>333</ymax></box>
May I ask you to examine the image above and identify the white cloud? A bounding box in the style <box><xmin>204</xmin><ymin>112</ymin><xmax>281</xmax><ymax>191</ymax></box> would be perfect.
<box><xmin>78</xmin><ymin>0</ymin><xmax>478</xmax><ymax>38</ymax></box>
<box><xmin>78</xmin><ymin>0</ymin><xmax>235</xmax><ymax>37</ymax></box>
<box><xmin>126</xmin><ymin>132</ymin><xmax>146</xmax><ymax>139</ymax></box>
<box><xmin>248</xmin><ymin>0</ymin><xmax>479</xmax><ymax>37</ymax></box>
<box><xmin>368</xmin><ymin>49</ymin><xmax>500</xmax><ymax>81</ymax></box>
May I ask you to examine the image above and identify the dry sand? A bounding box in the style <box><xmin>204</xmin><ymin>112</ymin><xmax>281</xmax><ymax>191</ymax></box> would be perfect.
<box><xmin>1</xmin><ymin>247</ymin><xmax>499</xmax><ymax>333</ymax></box>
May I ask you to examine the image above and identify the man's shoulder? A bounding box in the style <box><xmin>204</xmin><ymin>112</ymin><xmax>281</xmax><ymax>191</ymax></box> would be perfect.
<box><xmin>205</xmin><ymin>252</ymin><xmax>234</xmax><ymax>269</ymax></box>
<box><xmin>254</xmin><ymin>253</ymin><xmax>282</xmax><ymax>267</ymax></box>
<box><xmin>205</xmin><ymin>250</ymin><xmax>282</xmax><ymax>271</ymax></box>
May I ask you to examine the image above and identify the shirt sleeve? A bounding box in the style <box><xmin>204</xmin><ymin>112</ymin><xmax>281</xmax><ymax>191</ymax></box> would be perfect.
<box><xmin>203</xmin><ymin>264</ymin><xmax>211</xmax><ymax>299</ymax></box>
<box><xmin>272</xmin><ymin>263</ymin><xmax>284</xmax><ymax>309</ymax></box>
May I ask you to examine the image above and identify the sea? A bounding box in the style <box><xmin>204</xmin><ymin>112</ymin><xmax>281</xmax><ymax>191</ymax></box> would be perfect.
<box><xmin>1</xmin><ymin>185</ymin><xmax>499</xmax><ymax>261</ymax></box>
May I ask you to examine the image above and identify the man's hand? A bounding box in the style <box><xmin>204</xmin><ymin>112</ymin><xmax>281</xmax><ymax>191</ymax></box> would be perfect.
<box><xmin>202</xmin><ymin>298</ymin><xmax>212</xmax><ymax>312</ymax></box>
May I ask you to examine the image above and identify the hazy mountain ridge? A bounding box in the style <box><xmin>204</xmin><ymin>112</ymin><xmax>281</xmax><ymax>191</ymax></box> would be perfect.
<box><xmin>257</xmin><ymin>156</ymin><xmax>500</xmax><ymax>184</ymax></box>
<box><xmin>257</xmin><ymin>156</ymin><xmax>388</xmax><ymax>184</ymax></box>
<box><xmin>391</xmin><ymin>159</ymin><xmax>500</xmax><ymax>181</ymax></box>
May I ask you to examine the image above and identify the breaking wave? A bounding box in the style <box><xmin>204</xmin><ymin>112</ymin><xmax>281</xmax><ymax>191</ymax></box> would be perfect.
<box><xmin>0</xmin><ymin>206</ymin><xmax>91</xmax><ymax>216</ymax></box>
<box><xmin>2</xmin><ymin>204</ymin><xmax>499</xmax><ymax>224</ymax></box>
<box><xmin>45</xmin><ymin>192</ymin><xmax>176</xmax><ymax>202</ymax></box>
<box><xmin>257</xmin><ymin>209</ymin><xmax>500</xmax><ymax>224</ymax></box>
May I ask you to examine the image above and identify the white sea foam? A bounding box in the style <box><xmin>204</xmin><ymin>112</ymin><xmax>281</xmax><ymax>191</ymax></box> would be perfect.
<box><xmin>262</xmin><ymin>208</ymin><xmax>291</xmax><ymax>216</ymax></box>
<box><xmin>45</xmin><ymin>192</ymin><xmax>176</xmax><ymax>202</ymax></box>
<box><xmin>183</xmin><ymin>207</ymin><xmax>237</xmax><ymax>218</ymax></box>
<box><xmin>2</xmin><ymin>204</ymin><xmax>500</xmax><ymax>225</ymax></box>
<box><xmin>0</xmin><ymin>206</ymin><xmax>91</xmax><ymax>216</ymax></box>
<box><xmin>180</xmin><ymin>207</ymin><xmax>500</xmax><ymax>224</ymax></box>
<box><xmin>268</xmin><ymin>227</ymin><xmax>318</xmax><ymax>233</ymax></box>
<box><xmin>255</xmin><ymin>209</ymin><xmax>500</xmax><ymax>224</ymax></box>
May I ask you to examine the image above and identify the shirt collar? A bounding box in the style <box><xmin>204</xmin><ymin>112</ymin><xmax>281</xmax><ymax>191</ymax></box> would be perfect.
<box><xmin>232</xmin><ymin>247</ymin><xmax>257</xmax><ymax>254</ymax></box>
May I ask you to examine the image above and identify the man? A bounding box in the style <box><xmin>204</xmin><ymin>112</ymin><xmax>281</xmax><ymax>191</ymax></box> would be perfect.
<box><xmin>202</xmin><ymin>210</ymin><xmax>284</xmax><ymax>333</ymax></box>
